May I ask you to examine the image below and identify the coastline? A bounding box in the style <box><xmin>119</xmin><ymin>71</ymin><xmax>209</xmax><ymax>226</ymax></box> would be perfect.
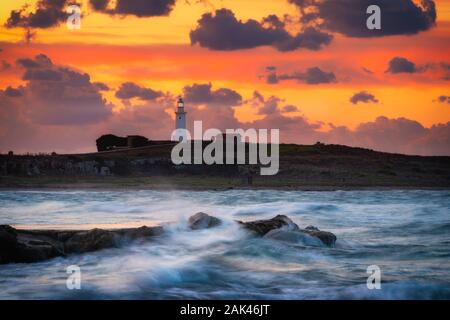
<box><xmin>2</xmin><ymin>143</ymin><xmax>449</xmax><ymax>192</ymax></box>
<box><xmin>1</xmin><ymin>184</ymin><xmax>449</xmax><ymax>192</ymax></box>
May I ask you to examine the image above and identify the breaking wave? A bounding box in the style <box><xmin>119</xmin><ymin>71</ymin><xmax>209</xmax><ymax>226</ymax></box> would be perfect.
<box><xmin>0</xmin><ymin>189</ymin><xmax>449</xmax><ymax>299</ymax></box>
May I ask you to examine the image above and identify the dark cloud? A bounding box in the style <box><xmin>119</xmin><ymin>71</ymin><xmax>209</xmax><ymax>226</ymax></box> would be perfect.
<box><xmin>437</xmin><ymin>96</ymin><xmax>450</xmax><ymax>104</ymax></box>
<box><xmin>17</xmin><ymin>58</ymin><xmax>41</xmax><ymax>68</ymax></box>
<box><xmin>190</xmin><ymin>9</ymin><xmax>332</xmax><ymax>52</ymax></box>
<box><xmin>93</xmin><ymin>82</ymin><xmax>110</xmax><ymax>91</ymax></box>
<box><xmin>385</xmin><ymin>58</ymin><xmax>450</xmax><ymax>77</ymax></box>
<box><xmin>1</xmin><ymin>74</ymin><xmax>449</xmax><ymax>155</ymax></box>
<box><xmin>23</xmin><ymin>69</ymin><xmax>63</xmax><ymax>81</ymax></box>
<box><xmin>266</xmin><ymin>71</ymin><xmax>279</xmax><ymax>84</ymax></box>
<box><xmin>350</xmin><ymin>91</ymin><xmax>379</xmax><ymax>104</ymax></box>
<box><xmin>290</xmin><ymin>0</ymin><xmax>437</xmax><ymax>37</ymax></box>
<box><xmin>6</xmin><ymin>0</ymin><xmax>176</xmax><ymax>30</ymax></box>
<box><xmin>183</xmin><ymin>83</ymin><xmax>242</xmax><ymax>106</ymax></box>
<box><xmin>17</xmin><ymin>54</ymin><xmax>52</xmax><ymax>68</ymax></box>
<box><xmin>258</xmin><ymin>96</ymin><xmax>282</xmax><ymax>115</ymax></box>
<box><xmin>246</xmin><ymin>91</ymin><xmax>300</xmax><ymax>116</ymax></box>
<box><xmin>6</xmin><ymin>54</ymin><xmax>112</xmax><ymax>125</ymax></box>
<box><xmin>90</xmin><ymin>0</ymin><xmax>176</xmax><ymax>17</ymax></box>
<box><xmin>386</xmin><ymin>57</ymin><xmax>418</xmax><ymax>74</ymax></box>
<box><xmin>5</xmin><ymin>0</ymin><xmax>70</xmax><ymax>29</ymax></box>
<box><xmin>90</xmin><ymin>0</ymin><xmax>109</xmax><ymax>11</ymax></box>
<box><xmin>282</xmin><ymin>105</ymin><xmax>299</xmax><ymax>112</ymax></box>
<box><xmin>267</xmin><ymin>66</ymin><xmax>337</xmax><ymax>85</ymax></box>
<box><xmin>115</xmin><ymin>82</ymin><xmax>162</xmax><ymax>101</ymax></box>
<box><xmin>4</xmin><ymin>86</ymin><xmax>23</xmax><ymax>97</ymax></box>
<box><xmin>281</xmin><ymin>67</ymin><xmax>336</xmax><ymax>84</ymax></box>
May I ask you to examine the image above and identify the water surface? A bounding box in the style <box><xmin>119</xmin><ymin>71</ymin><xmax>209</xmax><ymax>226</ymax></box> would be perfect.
<box><xmin>0</xmin><ymin>189</ymin><xmax>449</xmax><ymax>299</ymax></box>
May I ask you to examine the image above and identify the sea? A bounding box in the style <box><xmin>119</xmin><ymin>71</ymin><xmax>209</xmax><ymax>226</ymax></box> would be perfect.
<box><xmin>0</xmin><ymin>189</ymin><xmax>449</xmax><ymax>299</ymax></box>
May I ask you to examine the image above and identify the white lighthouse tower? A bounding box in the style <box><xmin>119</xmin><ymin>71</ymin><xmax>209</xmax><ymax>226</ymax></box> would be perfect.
<box><xmin>174</xmin><ymin>96</ymin><xmax>187</xmax><ymax>141</ymax></box>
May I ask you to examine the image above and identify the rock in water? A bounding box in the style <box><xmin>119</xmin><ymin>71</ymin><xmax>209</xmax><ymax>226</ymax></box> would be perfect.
<box><xmin>64</xmin><ymin>229</ymin><xmax>117</xmax><ymax>254</ymax></box>
<box><xmin>264</xmin><ymin>229</ymin><xmax>324</xmax><ymax>247</ymax></box>
<box><xmin>0</xmin><ymin>224</ymin><xmax>164</xmax><ymax>264</ymax></box>
<box><xmin>238</xmin><ymin>215</ymin><xmax>337</xmax><ymax>247</ymax></box>
<box><xmin>0</xmin><ymin>225</ymin><xmax>19</xmax><ymax>263</ymax></box>
<box><xmin>188</xmin><ymin>212</ymin><xmax>222</xmax><ymax>230</ymax></box>
<box><xmin>238</xmin><ymin>215</ymin><xmax>300</xmax><ymax>236</ymax></box>
<box><xmin>301</xmin><ymin>227</ymin><xmax>337</xmax><ymax>247</ymax></box>
<box><xmin>115</xmin><ymin>226</ymin><xmax>164</xmax><ymax>239</ymax></box>
<box><xmin>0</xmin><ymin>225</ymin><xmax>63</xmax><ymax>264</ymax></box>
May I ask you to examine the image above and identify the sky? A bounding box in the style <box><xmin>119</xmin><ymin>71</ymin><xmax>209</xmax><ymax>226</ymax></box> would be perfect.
<box><xmin>0</xmin><ymin>0</ymin><xmax>449</xmax><ymax>155</ymax></box>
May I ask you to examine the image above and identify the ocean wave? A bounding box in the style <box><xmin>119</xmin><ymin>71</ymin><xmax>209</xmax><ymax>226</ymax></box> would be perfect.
<box><xmin>1</xmin><ymin>189</ymin><xmax>449</xmax><ymax>299</ymax></box>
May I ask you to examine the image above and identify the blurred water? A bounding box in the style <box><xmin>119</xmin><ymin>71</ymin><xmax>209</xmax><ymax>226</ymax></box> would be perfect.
<box><xmin>0</xmin><ymin>189</ymin><xmax>449</xmax><ymax>299</ymax></box>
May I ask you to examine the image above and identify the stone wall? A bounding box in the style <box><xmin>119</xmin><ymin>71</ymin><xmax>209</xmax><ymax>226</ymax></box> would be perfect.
<box><xmin>0</xmin><ymin>154</ymin><xmax>241</xmax><ymax>177</ymax></box>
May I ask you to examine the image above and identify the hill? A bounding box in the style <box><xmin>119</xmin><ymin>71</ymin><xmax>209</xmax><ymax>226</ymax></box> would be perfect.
<box><xmin>0</xmin><ymin>143</ymin><xmax>449</xmax><ymax>189</ymax></box>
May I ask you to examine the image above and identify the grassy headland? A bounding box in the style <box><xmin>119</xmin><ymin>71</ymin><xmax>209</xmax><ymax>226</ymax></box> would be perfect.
<box><xmin>1</xmin><ymin>143</ymin><xmax>449</xmax><ymax>190</ymax></box>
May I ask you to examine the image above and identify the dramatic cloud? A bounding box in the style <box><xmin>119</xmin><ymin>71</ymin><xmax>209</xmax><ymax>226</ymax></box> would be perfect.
<box><xmin>4</xmin><ymin>86</ymin><xmax>23</xmax><ymax>97</ymax></box>
<box><xmin>5</xmin><ymin>0</ymin><xmax>70</xmax><ymax>29</ymax></box>
<box><xmin>290</xmin><ymin>0</ymin><xmax>437</xmax><ymax>37</ymax></box>
<box><xmin>1</xmin><ymin>73</ymin><xmax>449</xmax><ymax>155</ymax></box>
<box><xmin>23</xmin><ymin>68</ymin><xmax>63</xmax><ymax>81</ymax></box>
<box><xmin>90</xmin><ymin>0</ymin><xmax>176</xmax><ymax>17</ymax></box>
<box><xmin>183</xmin><ymin>83</ymin><xmax>242</xmax><ymax>107</ymax></box>
<box><xmin>115</xmin><ymin>82</ymin><xmax>163</xmax><ymax>101</ymax></box>
<box><xmin>246</xmin><ymin>91</ymin><xmax>301</xmax><ymax>118</ymax></box>
<box><xmin>106</xmin><ymin>98</ymin><xmax>174</xmax><ymax>142</ymax></box>
<box><xmin>5</xmin><ymin>0</ymin><xmax>177</xmax><ymax>30</ymax></box>
<box><xmin>350</xmin><ymin>91</ymin><xmax>379</xmax><ymax>104</ymax></box>
<box><xmin>436</xmin><ymin>95</ymin><xmax>450</xmax><ymax>104</ymax></box>
<box><xmin>267</xmin><ymin>66</ymin><xmax>337</xmax><ymax>84</ymax></box>
<box><xmin>282</xmin><ymin>105</ymin><xmax>299</xmax><ymax>113</ymax></box>
<box><xmin>258</xmin><ymin>96</ymin><xmax>282</xmax><ymax>115</ymax></box>
<box><xmin>190</xmin><ymin>9</ymin><xmax>332</xmax><ymax>51</ymax></box>
<box><xmin>6</xmin><ymin>54</ymin><xmax>112</xmax><ymax>125</ymax></box>
<box><xmin>93</xmin><ymin>82</ymin><xmax>110</xmax><ymax>91</ymax></box>
<box><xmin>90</xmin><ymin>0</ymin><xmax>109</xmax><ymax>10</ymax></box>
<box><xmin>17</xmin><ymin>53</ymin><xmax>52</xmax><ymax>68</ymax></box>
<box><xmin>386</xmin><ymin>57</ymin><xmax>418</xmax><ymax>74</ymax></box>
<box><xmin>266</xmin><ymin>71</ymin><xmax>279</xmax><ymax>84</ymax></box>
<box><xmin>325</xmin><ymin>116</ymin><xmax>450</xmax><ymax>155</ymax></box>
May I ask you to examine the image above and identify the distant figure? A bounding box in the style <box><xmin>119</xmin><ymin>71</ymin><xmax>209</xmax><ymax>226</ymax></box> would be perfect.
<box><xmin>174</xmin><ymin>96</ymin><xmax>187</xmax><ymax>141</ymax></box>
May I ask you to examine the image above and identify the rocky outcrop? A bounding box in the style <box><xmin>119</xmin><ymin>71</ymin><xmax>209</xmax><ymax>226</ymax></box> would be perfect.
<box><xmin>302</xmin><ymin>225</ymin><xmax>337</xmax><ymax>247</ymax></box>
<box><xmin>0</xmin><ymin>225</ymin><xmax>64</xmax><ymax>264</ymax></box>
<box><xmin>0</xmin><ymin>225</ymin><xmax>164</xmax><ymax>264</ymax></box>
<box><xmin>263</xmin><ymin>229</ymin><xmax>324</xmax><ymax>247</ymax></box>
<box><xmin>1</xmin><ymin>213</ymin><xmax>336</xmax><ymax>264</ymax></box>
<box><xmin>188</xmin><ymin>212</ymin><xmax>222</xmax><ymax>230</ymax></box>
<box><xmin>238</xmin><ymin>215</ymin><xmax>336</xmax><ymax>247</ymax></box>
<box><xmin>237</xmin><ymin>215</ymin><xmax>300</xmax><ymax>235</ymax></box>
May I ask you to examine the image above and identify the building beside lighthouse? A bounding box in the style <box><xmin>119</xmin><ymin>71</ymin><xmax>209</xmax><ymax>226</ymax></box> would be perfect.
<box><xmin>173</xmin><ymin>96</ymin><xmax>187</xmax><ymax>141</ymax></box>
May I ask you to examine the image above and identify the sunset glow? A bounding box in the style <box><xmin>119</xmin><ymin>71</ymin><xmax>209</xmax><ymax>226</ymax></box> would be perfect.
<box><xmin>0</xmin><ymin>0</ymin><xmax>449</xmax><ymax>154</ymax></box>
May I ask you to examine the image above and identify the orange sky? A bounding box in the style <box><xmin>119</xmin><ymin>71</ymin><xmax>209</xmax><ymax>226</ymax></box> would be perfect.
<box><xmin>0</xmin><ymin>0</ymin><xmax>449</xmax><ymax>154</ymax></box>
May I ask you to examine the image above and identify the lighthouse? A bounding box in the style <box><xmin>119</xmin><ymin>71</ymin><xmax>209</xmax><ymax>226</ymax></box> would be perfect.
<box><xmin>174</xmin><ymin>96</ymin><xmax>187</xmax><ymax>141</ymax></box>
